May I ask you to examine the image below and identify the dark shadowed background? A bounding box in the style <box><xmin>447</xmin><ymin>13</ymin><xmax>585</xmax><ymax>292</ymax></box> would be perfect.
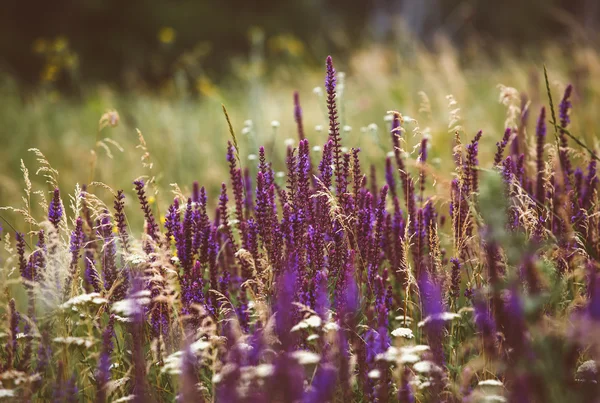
<box><xmin>1</xmin><ymin>0</ymin><xmax>598</xmax><ymax>91</ymax></box>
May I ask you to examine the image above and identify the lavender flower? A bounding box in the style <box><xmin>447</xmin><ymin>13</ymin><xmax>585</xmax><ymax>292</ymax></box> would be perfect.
<box><xmin>474</xmin><ymin>295</ymin><xmax>497</xmax><ymax>357</ymax></box>
<box><xmin>494</xmin><ymin>128</ymin><xmax>512</xmax><ymax>166</ymax></box>
<box><xmin>5</xmin><ymin>299</ymin><xmax>19</xmax><ymax>369</ymax></box>
<box><xmin>449</xmin><ymin>257</ymin><xmax>461</xmax><ymax>302</ymax></box>
<box><xmin>96</xmin><ymin>315</ymin><xmax>115</xmax><ymax>403</ymax></box>
<box><xmin>48</xmin><ymin>188</ymin><xmax>63</xmax><ymax>229</ymax></box>
<box><xmin>114</xmin><ymin>190</ymin><xmax>130</xmax><ymax>252</ymax></box>
<box><xmin>465</xmin><ymin>131</ymin><xmax>482</xmax><ymax>196</ymax></box>
<box><xmin>133</xmin><ymin>179</ymin><xmax>161</xmax><ymax>247</ymax></box>
<box><xmin>65</xmin><ymin>217</ymin><xmax>84</xmax><ymax>291</ymax></box>
<box><xmin>325</xmin><ymin>56</ymin><xmax>343</xmax><ymax>194</ymax></box>
<box><xmin>294</xmin><ymin>91</ymin><xmax>305</xmax><ymax>141</ymax></box>
<box><xmin>558</xmin><ymin>84</ymin><xmax>574</xmax><ymax>180</ymax></box>
<box><xmin>535</xmin><ymin>107</ymin><xmax>547</xmax><ymax>205</ymax></box>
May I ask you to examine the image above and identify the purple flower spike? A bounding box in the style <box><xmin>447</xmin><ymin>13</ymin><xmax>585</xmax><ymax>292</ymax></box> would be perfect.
<box><xmin>96</xmin><ymin>314</ymin><xmax>115</xmax><ymax>403</ymax></box>
<box><xmin>535</xmin><ymin>107</ymin><xmax>547</xmax><ymax>205</ymax></box>
<box><xmin>474</xmin><ymin>295</ymin><xmax>497</xmax><ymax>357</ymax></box>
<box><xmin>133</xmin><ymin>179</ymin><xmax>161</xmax><ymax>247</ymax></box>
<box><xmin>294</xmin><ymin>91</ymin><xmax>305</xmax><ymax>141</ymax></box>
<box><xmin>325</xmin><ymin>56</ymin><xmax>343</xmax><ymax>195</ymax></box>
<box><xmin>48</xmin><ymin>188</ymin><xmax>63</xmax><ymax>229</ymax></box>
<box><xmin>559</xmin><ymin>84</ymin><xmax>573</xmax><ymax>128</ymax></box>
<box><xmin>494</xmin><ymin>128</ymin><xmax>512</xmax><ymax>166</ymax></box>
<box><xmin>65</xmin><ymin>217</ymin><xmax>84</xmax><ymax>291</ymax></box>
<box><xmin>418</xmin><ymin>271</ymin><xmax>446</xmax><ymax>366</ymax></box>
<box><xmin>465</xmin><ymin>131</ymin><xmax>482</xmax><ymax>196</ymax></box>
<box><xmin>114</xmin><ymin>190</ymin><xmax>130</xmax><ymax>253</ymax></box>
<box><xmin>449</xmin><ymin>257</ymin><xmax>461</xmax><ymax>301</ymax></box>
<box><xmin>304</xmin><ymin>364</ymin><xmax>337</xmax><ymax>403</ymax></box>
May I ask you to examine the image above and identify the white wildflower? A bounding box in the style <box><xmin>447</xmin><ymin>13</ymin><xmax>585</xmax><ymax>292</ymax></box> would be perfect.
<box><xmin>324</xmin><ymin>322</ymin><xmax>339</xmax><ymax>332</ymax></box>
<box><xmin>413</xmin><ymin>360</ymin><xmax>442</xmax><ymax>373</ymax></box>
<box><xmin>112</xmin><ymin>297</ymin><xmax>149</xmax><ymax>316</ymax></box>
<box><xmin>162</xmin><ymin>351</ymin><xmax>183</xmax><ymax>375</ymax></box>
<box><xmin>391</xmin><ymin>327</ymin><xmax>414</xmax><ymax>339</ymax></box>
<box><xmin>255</xmin><ymin>364</ymin><xmax>275</xmax><ymax>378</ymax></box>
<box><xmin>0</xmin><ymin>390</ymin><xmax>15</xmax><ymax>398</ymax></box>
<box><xmin>418</xmin><ymin>381</ymin><xmax>432</xmax><ymax>390</ymax></box>
<box><xmin>271</xmin><ymin>120</ymin><xmax>281</xmax><ymax>128</ymax></box>
<box><xmin>60</xmin><ymin>292</ymin><xmax>108</xmax><ymax>309</ymax></box>
<box><xmin>291</xmin><ymin>350</ymin><xmax>320</xmax><ymax>365</ymax></box>
<box><xmin>190</xmin><ymin>339</ymin><xmax>211</xmax><ymax>352</ymax></box>
<box><xmin>53</xmin><ymin>336</ymin><xmax>94</xmax><ymax>348</ymax></box>
<box><xmin>400</xmin><ymin>345</ymin><xmax>430</xmax><ymax>355</ymax></box>
<box><xmin>482</xmin><ymin>397</ymin><xmax>507</xmax><ymax>403</ymax></box>
<box><xmin>248</xmin><ymin>154</ymin><xmax>258</xmax><ymax>161</ymax></box>
<box><xmin>114</xmin><ymin>395</ymin><xmax>136</xmax><ymax>402</ymax></box>
<box><xmin>418</xmin><ymin>312</ymin><xmax>461</xmax><ymax>327</ymax></box>
<box><xmin>376</xmin><ymin>347</ymin><xmax>399</xmax><ymax>362</ymax></box>
<box><xmin>478</xmin><ymin>379</ymin><xmax>504</xmax><ymax>387</ymax></box>
<box><xmin>399</xmin><ymin>353</ymin><xmax>420</xmax><ymax>364</ymax></box>
<box><xmin>368</xmin><ymin>369</ymin><xmax>381</xmax><ymax>379</ymax></box>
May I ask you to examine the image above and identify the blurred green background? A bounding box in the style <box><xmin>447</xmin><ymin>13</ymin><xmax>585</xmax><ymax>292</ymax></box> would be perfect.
<box><xmin>1</xmin><ymin>0</ymin><xmax>600</xmax><ymax>227</ymax></box>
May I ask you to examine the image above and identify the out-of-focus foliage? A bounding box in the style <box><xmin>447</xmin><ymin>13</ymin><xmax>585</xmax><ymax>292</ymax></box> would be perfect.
<box><xmin>1</xmin><ymin>0</ymin><xmax>599</xmax><ymax>90</ymax></box>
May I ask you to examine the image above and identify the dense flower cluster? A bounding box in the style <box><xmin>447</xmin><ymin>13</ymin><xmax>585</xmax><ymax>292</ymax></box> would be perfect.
<box><xmin>1</xmin><ymin>57</ymin><xmax>599</xmax><ymax>402</ymax></box>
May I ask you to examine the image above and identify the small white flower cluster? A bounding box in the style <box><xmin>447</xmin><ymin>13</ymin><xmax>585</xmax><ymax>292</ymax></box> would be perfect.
<box><xmin>212</xmin><ymin>362</ymin><xmax>275</xmax><ymax>398</ymax></box>
<box><xmin>0</xmin><ymin>370</ymin><xmax>41</xmax><ymax>386</ymax></box>
<box><xmin>161</xmin><ymin>339</ymin><xmax>212</xmax><ymax>375</ymax></box>
<box><xmin>53</xmin><ymin>336</ymin><xmax>95</xmax><ymax>348</ymax></box>
<box><xmin>291</xmin><ymin>315</ymin><xmax>322</xmax><ymax>332</ymax></box>
<box><xmin>111</xmin><ymin>290</ymin><xmax>151</xmax><ymax>317</ymax></box>
<box><xmin>376</xmin><ymin>344</ymin><xmax>430</xmax><ymax>365</ymax></box>
<box><xmin>390</xmin><ymin>327</ymin><xmax>414</xmax><ymax>339</ymax></box>
<box><xmin>59</xmin><ymin>292</ymin><xmax>108</xmax><ymax>310</ymax></box>
<box><xmin>290</xmin><ymin>350</ymin><xmax>321</xmax><ymax>365</ymax></box>
<box><xmin>113</xmin><ymin>395</ymin><xmax>136</xmax><ymax>403</ymax></box>
<box><xmin>417</xmin><ymin>312</ymin><xmax>461</xmax><ymax>328</ymax></box>
<box><xmin>290</xmin><ymin>313</ymin><xmax>339</xmax><ymax>342</ymax></box>
<box><xmin>241</xmin><ymin>120</ymin><xmax>253</xmax><ymax>135</ymax></box>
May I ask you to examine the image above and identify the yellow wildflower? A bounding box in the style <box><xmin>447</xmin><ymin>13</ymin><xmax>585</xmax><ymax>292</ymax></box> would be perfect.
<box><xmin>196</xmin><ymin>76</ymin><xmax>218</xmax><ymax>97</ymax></box>
<box><xmin>158</xmin><ymin>27</ymin><xmax>176</xmax><ymax>44</ymax></box>
<box><xmin>41</xmin><ymin>64</ymin><xmax>59</xmax><ymax>82</ymax></box>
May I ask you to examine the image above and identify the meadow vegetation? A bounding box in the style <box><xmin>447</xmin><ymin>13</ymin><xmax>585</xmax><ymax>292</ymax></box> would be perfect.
<box><xmin>0</xmin><ymin>38</ymin><xmax>600</xmax><ymax>402</ymax></box>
